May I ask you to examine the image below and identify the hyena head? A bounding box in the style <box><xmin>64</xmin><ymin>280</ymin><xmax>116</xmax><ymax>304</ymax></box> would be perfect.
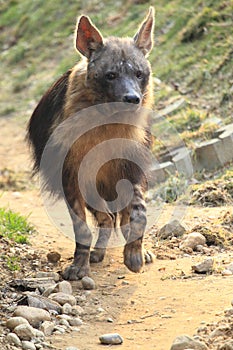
<box><xmin>75</xmin><ymin>7</ymin><xmax>154</xmax><ymax>105</ymax></box>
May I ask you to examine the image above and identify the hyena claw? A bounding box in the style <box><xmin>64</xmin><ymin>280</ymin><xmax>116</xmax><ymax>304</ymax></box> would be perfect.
<box><xmin>144</xmin><ymin>250</ymin><xmax>155</xmax><ymax>264</ymax></box>
<box><xmin>62</xmin><ymin>264</ymin><xmax>90</xmax><ymax>280</ymax></box>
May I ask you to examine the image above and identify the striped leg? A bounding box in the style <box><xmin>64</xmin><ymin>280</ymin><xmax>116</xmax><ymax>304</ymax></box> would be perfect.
<box><xmin>63</xmin><ymin>198</ymin><xmax>92</xmax><ymax>280</ymax></box>
<box><xmin>90</xmin><ymin>210</ymin><xmax>113</xmax><ymax>263</ymax></box>
<box><xmin>123</xmin><ymin>185</ymin><xmax>147</xmax><ymax>273</ymax></box>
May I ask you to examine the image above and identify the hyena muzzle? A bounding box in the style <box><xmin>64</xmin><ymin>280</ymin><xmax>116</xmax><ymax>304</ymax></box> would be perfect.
<box><xmin>27</xmin><ymin>7</ymin><xmax>155</xmax><ymax>280</ymax></box>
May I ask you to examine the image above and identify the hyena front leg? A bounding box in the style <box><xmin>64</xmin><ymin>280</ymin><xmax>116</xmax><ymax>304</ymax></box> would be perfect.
<box><xmin>123</xmin><ymin>185</ymin><xmax>147</xmax><ymax>273</ymax></box>
<box><xmin>90</xmin><ymin>210</ymin><xmax>113</xmax><ymax>263</ymax></box>
<box><xmin>63</xmin><ymin>197</ymin><xmax>92</xmax><ymax>280</ymax></box>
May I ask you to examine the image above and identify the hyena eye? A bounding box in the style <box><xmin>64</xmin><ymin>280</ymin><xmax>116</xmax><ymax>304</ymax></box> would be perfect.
<box><xmin>105</xmin><ymin>72</ymin><xmax>117</xmax><ymax>80</ymax></box>
<box><xmin>136</xmin><ymin>70</ymin><xmax>143</xmax><ymax>79</ymax></box>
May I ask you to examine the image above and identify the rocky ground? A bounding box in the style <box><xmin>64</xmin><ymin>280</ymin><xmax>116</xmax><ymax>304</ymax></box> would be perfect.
<box><xmin>0</xmin><ymin>118</ymin><xmax>233</xmax><ymax>350</ymax></box>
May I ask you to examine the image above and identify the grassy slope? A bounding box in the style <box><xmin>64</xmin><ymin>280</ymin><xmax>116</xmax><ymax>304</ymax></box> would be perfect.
<box><xmin>0</xmin><ymin>0</ymin><xmax>232</xmax><ymax>135</ymax></box>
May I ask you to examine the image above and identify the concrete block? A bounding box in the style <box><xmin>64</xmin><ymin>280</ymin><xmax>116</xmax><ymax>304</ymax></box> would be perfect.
<box><xmin>219</xmin><ymin>129</ymin><xmax>233</xmax><ymax>164</ymax></box>
<box><xmin>150</xmin><ymin>161</ymin><xmax>175</xmax><ymax>184</ymax></box>
<box><xmin>172</xmin><ymin>147</ymin><xmax>193</xmax><ymax>178</ymax></box>
<box><xmin>194</xmin><ymin>138</ymin><xmax>226</xmax><ymax>171</ymax></box>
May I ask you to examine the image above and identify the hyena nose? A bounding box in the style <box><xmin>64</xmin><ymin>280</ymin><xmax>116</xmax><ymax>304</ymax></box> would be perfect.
<box><xmin>123</xmin><ymin>94</ymin><xmax>141</xmax><ymax>104</ymax></box>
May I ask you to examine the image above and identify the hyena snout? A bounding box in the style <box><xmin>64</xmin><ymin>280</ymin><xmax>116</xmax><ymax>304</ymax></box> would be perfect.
<box><xmin>123</xmin><ymin>93</ymin><xmax>141</xmax><ymax>104</ymax></box>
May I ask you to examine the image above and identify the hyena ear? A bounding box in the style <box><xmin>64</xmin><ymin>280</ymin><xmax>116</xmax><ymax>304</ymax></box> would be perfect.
<box><xmin>134</xmin><ymin>6</ymin><xmax>155</xmax><ymax>56</ymax></box>
<box><xmin>75</xmin><ymin>16</ymin><xmax>103</xmax><ymax>58</ymax></box>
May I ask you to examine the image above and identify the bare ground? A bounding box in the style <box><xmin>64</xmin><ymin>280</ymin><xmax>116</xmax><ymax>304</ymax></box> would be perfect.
<box><xmin>1</xmin><ymin>118</ymin><xmax>233</xmax><ymax>350</ymax></box>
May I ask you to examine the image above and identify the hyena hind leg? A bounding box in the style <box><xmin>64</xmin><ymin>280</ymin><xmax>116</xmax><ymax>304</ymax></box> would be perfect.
<box><xmin>90</xmin><ymin>211</ymin><xmax>113</xmax><ymax>263</ymax></box>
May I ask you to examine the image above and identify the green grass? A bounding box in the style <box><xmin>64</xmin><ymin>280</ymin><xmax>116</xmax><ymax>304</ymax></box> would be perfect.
<box><xmin>0</xmin><ymin>208</ymin><xmax>33</xmax><ymax>244</ymax></box>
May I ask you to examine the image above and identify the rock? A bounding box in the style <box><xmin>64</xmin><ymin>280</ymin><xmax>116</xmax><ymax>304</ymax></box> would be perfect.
<box><xmin>6</xmin><ymin>332</ymin><xmax>22</xmax><ymax>347</ymax></box>
<box><xmin>55</xmin><ymin>281</ymin><xmax>73</xmax><ymax>295</ymax></box>
<box><xmin>21</xmin><ymin>294</ymin><xmax>62</xmax><ymax>314</ymax></box>
<box><xmin>65</xmin><ymin>347</ymin><xmax>80</xmax><ymax>350</ymax></box>
<box><xmin>170</xmin><ymin>335</ymin><xmax>208</xmax><ymax>350</ymax></box>
<box><xmin>224</xmin><ymin>308</ymin><xmax>233</xmax><ymax>316</ymax></box>
<box><xmin>71</xmin><ymin>305</ymin><xmax>85</xmax><ymax>316</ymax></box>
<box><xmin>226</xmin><ymin>262</ymin><xmax>233</xmax><ymax>273</ymax></box>
<box><xmin>68</xmin><ymin>317</ymin><xmax>83</xmax><ymax>327</ymax></box>
<box><xmin>47</xmin><ymin>251</ymin><xmax>61</xmax><ymax>263</ymax></box>
<box><xmin>222</xmin><ymin>269</ymin><xmax>233</xmax><ymax>276</ymax></box>
<box><xmin>59</xmin><ymin>319</ymin><xmax>70</xmax><ymax>328</ymax></box>
<box><xmin>158</xmin><ymin>220</ymin><xmax>186</xmax><ymax>239</ymax></box>
<box><xmin>22</xmin><ymin>341</ymin><xmax>37</xmax><ymax>350</ymax></box>
<box><xmin>180</xmin><ymin>232</ymin><xmax>206</xmax><ymax>250</ymax></box>
<box><xmin>42</xmin><ymin>285</ymin><xmax>56</xmax><ymax>298</ymax></box>
<box><xmin>81</xmin><ymin>276</ymin><xmax>96</xmax><ymax>290</ymax></box>
<box><xmin>192</xmin><ymin>258</ymin><xmax>214</xmax><ymax>274</ymax></box>
<box><xmin>6</xmin><ymin>316</ymin><xmax>30</xmax><ymax>331</ymax></box>
<box><xmin>99</xmin><ymin>333</ymin><xmax>123</xmax><ymax>345</ymax></box>
<box><xmin>10</xmin><ymin>277</ymin><xmax>56</xmax><ymax>291</ymax></box>
<box><xmin>54</xmin><ymin>325</ymin><xmax>66</xmax><ymax>334</ymax></box>
<box><xmin>62</xmin><ymin>303</ymin><xmax>73</xmax><ymax>315</ymax></box>
<box><xmin>13</xmin><ymin>306</ymin><xmax>51</xmax><ymax>328</ymax></box>
<box><xmin>219</xmin><ymin>341</ymin><xmax>233</xmax><ymax>350</ymax></box>
<box><xmin>14</xmin><ymin>324</ymin><xmax>36</xmax><ymax>341</ymax></box>
<box><xmin>40</xmin><ymin>321</ymin><xmax>55</xmax><ymax>336</ymax></box>
<box><xmin>35</xmin><ymin>271</ymin><xmax>60</xmax><ymax>282</ymax></box>
<box><xmin>49</xmin><ymin>292</ymin><xmax>76</xmax><ymax>306</ymax></box>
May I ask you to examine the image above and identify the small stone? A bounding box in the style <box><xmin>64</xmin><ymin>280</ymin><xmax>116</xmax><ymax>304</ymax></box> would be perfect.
<box><xmin>35</xmin><ymin>271</ymin><xmax>60</xmax><ymax>282</ymax></box>
<box><xmin>42</xmin><ymin>285</ymin><xmax>56</xmax><ymax>298</ymax></box>
<box><xmin>81</xmin><ymin>276</ymin><xmax>95</xmax><ymax>290</ymax></box>
<box><xmin>71</xmin><ymin>305</ymin><xmax>85</xmax><ymax>316</ymax></box>
<box><xmin>192</xmin><ymin>258</ymin><xmax>214</xmax><ymax>274</ymax></box>
<box><xmin>107</xmin><ymin>318</ymin><xmax>114</xmax><ymax>323</ymax></box>
<box><xmin>49</xmin><ymin>292</ymin><xmax>76</xmax><ymax>306</ymax></box>
<box><xmin>14</xmin><ymin>324</ymin><xmax>36</xmax><ymax>341</ymax></box>
<box><xmin>47</xmin><ymin>251</ymin><xmax>61</xmax><ymax>263</ymax></box>
<box><xmin>170</xmin><ymin>335</ymin><xmax>208</xmax><ymax>350</ymax></box>
<box><xmin>158</xmin><ymin>220</ymin><xmax>186</xmax><ymax>239</ymax></box>
<box><xmin>99</xmin><ymin>333</ymin><xmax>123</xmax><ymax>345</ymax></box>
<box><xmin>22</xmin><ymin>341</ymin><xmax>37</xmax><ymax>350</ymax></box>
<box><xmin>65</xmin><ymin>347</ymin><xmax>80</xmax><ymax>350</ymax></box>
<box><xmin>62</xmin><ymin>303</ymin><xmax>73</xmax><ymax>315</ymax></box>
<box><xmin>13</xmin><ymin>306</ymin><xmax>51</xmax><ymax>328</ymax></box>
<box><xmin>180</xmin><ymin>232</ymin><xmax>206</xmax><ymax>250</ymax></box>
<box><xmin>222</xmin><ymin>269</ymin><xmax>233</xmax><ymax>276</ymax></box>
<box><xmin>6</xmin><ymin>332</ymin><xmax>22</xmax><ymax>347</ymax></box>
<box><xmin>25</xmin><ymin>294</ymin><xmax>62</xmax><ymax>314</ymax></box>
<box><xmin>40</xmin><ymin>321</ymin><xmax>55</xmax><ymax>336</ymax></box>
<box><xmin>56</xmin><ymin>281</ymin><xmax>73</xmax><ymax>295</ymax></box>
<box><xmin>6</xmin><ymin>316</ymin><xmax>30</xmax><ymax>331</ymax></box>
<box><xmin>68</xmin><ymin>317</ymin><xmax>83</xmax><ymax>327</ymax></box>
<box><xmin>54</xmin><ymin>325</ymin><xmax>66</xmax><ymax>334</ymax></box>
<box><xmin>59</xmin><ymin>319</ymin><xmax>70</xmax><ymax>328</ymax></box>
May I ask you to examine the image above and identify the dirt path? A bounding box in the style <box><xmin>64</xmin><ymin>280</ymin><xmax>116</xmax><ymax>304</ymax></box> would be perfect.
<box><xmin>1</xmin><ymin>118</ymin><xmax>233</xmax><ymax>350</ymax></box>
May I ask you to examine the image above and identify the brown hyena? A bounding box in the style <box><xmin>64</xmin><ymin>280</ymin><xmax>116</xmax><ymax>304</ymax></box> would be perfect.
<box><xmin>27</xmin><ymin>7</ymin><xmax>155</xmax><ymax>280</ymax></box>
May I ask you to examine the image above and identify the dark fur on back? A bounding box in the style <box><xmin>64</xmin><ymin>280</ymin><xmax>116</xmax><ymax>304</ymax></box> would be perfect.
<box><xmin>27</xmin><ymin>70</ymin><xmax>71</xmax><ymax>173</ymax></box>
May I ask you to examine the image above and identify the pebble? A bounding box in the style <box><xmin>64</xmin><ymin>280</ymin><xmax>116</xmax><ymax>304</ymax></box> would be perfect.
<box><xmin>6</xmin><ymin>316</ymin><xmax>30</xmax><ymax>331</ymax></box>
<box><xmin>62</xmin><ymin>303</ymin><xmax>73</xmax><ymax>315</ymax></box>
<box><xmin>6</xmin><ymin>332</ymin><xmax>22</xmax><ymax>347</ymax></box>
<box><xmin>99</xmin><ymin>333</ymin><xmax>123</xmax><ymax>345</ymax></box>
<box><xmin>222</xmin><ymin>269</ymin><xmax>233</xmax><ymax>276</ymax></box>
<box><xmin>47</xmin><ymin>251</ymin><xmax>61</xmax><ymax>263</ymax></box>
<box><xmin>14</xmin><ymin>324</ymin><xmax>36</xmax><ymax>341</ymax></box>
<box><xmin>40</xmin><ymin>320</ymin><xmax>55</xmax><ymax>336</ymax></box>
<box><xmin>56</xmin><ymin>281</ymin><xmax>73</xmax><ymax>295</ymax></box>
<box><xmin>42</xmin><ymin>285</ymin><xmax>56</xmax><ymax>297</ymax></box>
<box><xmin>59</xmin><ymin>319</ymin><xmax>70</xmax><ymax>328</ymax></box>
<box><xmin>170</xmin><ymin>334</ymin><xmax>208</xmax><ymax>350</ymax></box>
<box><xmin>49</xmin><ymin>292</ymin><xmax>76</xmax><ymax>306</ymax></box>
<box><xmin>81</xmin><ymin>276</ymin><xmax>96</xmax><ymax>290</ymax></box>
<box><xmin>22</xmin><ymin>340</ymin><xmax>37</xmax><ymax>350</ymax></box>
<box><xmin>71</xmin><ymin>305</ymin><xmax>85</xmax><ymax>316</ymax></box>
<box><xmin>192</xmin><ymin>258</ymin><xmax>213</xmax><ymax>274</ymax></box>
<box><xmin>68</xmin><ymin>317</ymin><xmax>83</xmax><ymax>327</ymax></box>
<box><xmin>13</xmin><ymin>306</ymin><xmax>51</xmax><ymax>328</ymax></box>
<box><xmin>35</xmin><ymin>271</ymin><xmax>60</xmax><ymax>282</ymax></box>
<box><xmin>158</xmin><ymin>220</ymin><xmax>186</xmax><ymax>239</ymax></box>
<box><xmin>180</xmin><ymin>232</ymin><xmax>206</xmax><ymax>250</ymax></box>
<box><xmin>54</xmin><ymin>325</ymin><xmax>67</xmax><ymax>334</ymax></box>
<box><xmin>65</xmin><ymin>347</ymin><xmax>80</xmax><ymax>350</ymax></box>
<box><xmin>107</xmin><ymin>318</ymin><xmax>114</xmax><ymax>323</ymax></box>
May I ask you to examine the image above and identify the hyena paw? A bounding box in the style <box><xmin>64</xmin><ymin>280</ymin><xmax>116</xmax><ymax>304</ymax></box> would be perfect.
<box><xmin>90</xmin><ymin>249</ymin><xmax>105</xmax><ymax>263</ymax></box>
<box><xmin>62</xmin><ymin>264</ymin><xmax>90</xmax><ymax>281</ymax></box>
<box><xmin>144</xmin><ymin>250</ymin><xmax>155</xmax><ymax>264</ymax></box>
<box><xmin>123</xmin><ymin>241</ymin><xmax>143</xmax><ymax>273</ymax></box>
